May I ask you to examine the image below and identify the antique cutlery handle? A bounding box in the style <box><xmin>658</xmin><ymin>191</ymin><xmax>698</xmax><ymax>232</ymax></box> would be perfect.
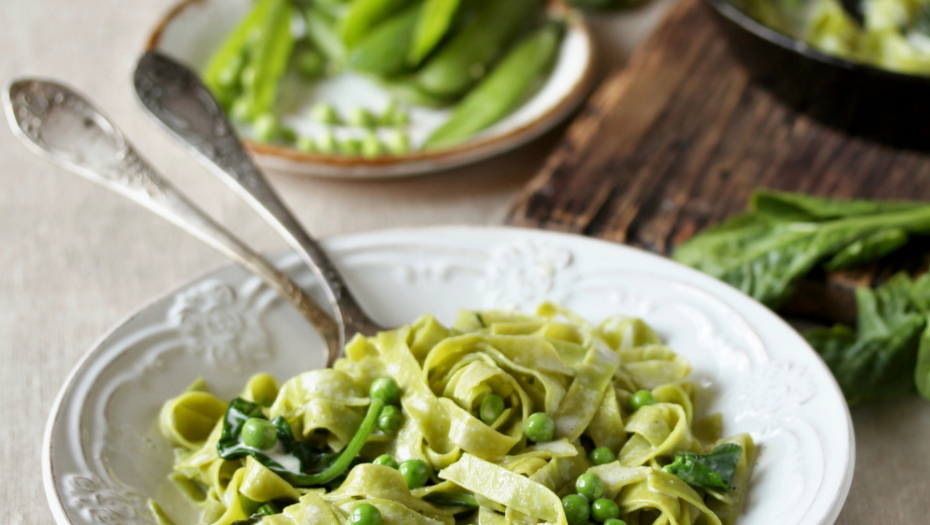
<box><xmin>4</xmin><ymin>78</ymin><xmax>341</xmax><ymax>364</ymax></box>
<box><xmin>133</xmin><ymin>51</ymin><xmax>383</xmax><ymax>344</ymax></box>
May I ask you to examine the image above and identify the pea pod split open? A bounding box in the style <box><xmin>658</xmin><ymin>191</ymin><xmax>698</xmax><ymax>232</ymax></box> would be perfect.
<box><xmin>425</xmin><ymin>22</ymin><xmax>563</xmax><ymax>150</ymax></box>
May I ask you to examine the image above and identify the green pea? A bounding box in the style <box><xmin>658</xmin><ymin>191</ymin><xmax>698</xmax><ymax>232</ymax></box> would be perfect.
<box><xmin>252</xmin><ymin>113</ymin><xmax>281</xmax><ymax>142</ymax></box>
<box><xmin>380</xmin><ymin>100</ymin><xmax>409</xmax><ymax>127</ymax></box>
<box><xmin>294</xmin><ymin>48</ymin><xmax>326</xmax><ymax>79</ymax></box>
<box><xmin>575</xmin><ymin>473</ymin><xmax>606</xmax><ymax>502</ymax></box>
<box><xmin>378</xmin><ymin>405</ymin><xmax>403</xmax><ymax>433</ymax></box>
<box><xmin>349</xmin><ymin>107</ymin><xmax>378</xmax><ymax>128</ymax></box>
<box><xmin>369</xmin><ymin>377</ymin><xmax>401</xmax><ymax>405</ymax></box>
<box><xmin>630</xmin><ymin>390</ymin><xmax>656</xmax><ymax>411</ymax></box>
<box><xmin>241</xmin><ymin>418</ymin><xmax>277</xmax><ymax>450</ymax></box>
<box><xmin>373</xmin><ymin>454</ymin><xmax>399</xmax><ymax>469</ymax></box>
<box><xmin>240</xmin><ymin>65</ymin><xmax>257</xmax><ymax>90</ymax></box>
<box><xmin>311</xmin><ymin>102</ymin><xmax>340</xmax><ymax>125</ymax></box>
<box><xmin>316</xmin><ymin>131</ymin><xmax>337</xmax><ymax>154</ymax></box>
<box><xmin>525</xmin><ymin>412</ymin><xmax>555</xmax><ymax>443</ymax></box>
<box><xmin>279</xmin><ymin>127</ymin><xmax>297</xmax><ymax>144</ymax></box>
<box><xmin>398</xmin><ymin>459</ymin><xmax>431</xmax><ymax>489</ymax></box>
<box><xmin>589</xmin><ymin>447</ymin><xmax>617</xmax><ymax>466</ymax></box>
<box><xmin>349</xmin><ymin>503</ymin><xmax>382</xmax><ymax>525</ymax></box>
<box><xmin>384</xmin><ymin>130</ymin><xmax>410</xmax><ymax>155</ymax></box>
<box><xmin>341</xmin><ymin>137</ymin><xmax>362</xmax><ymax>156</ymax></box>
<box><xmin>230</xmin><ymin>98</ymin><xmax>254</xmax><ymax>122</ymax></box>
<box><xmin>361</xmin><ymin>132</ymin><xmax>384</xmax><ymax>158</ymax></box>
<box><xmin>591</xmin><ymin>499</ymin><xmax>620</xmax><ymax>523</ymax></box>
<box><xmin>603</xmin><ymin>519</ymin><xmax>627</xmax><ymax>525</ymax></box>
<box><xmin>216</xmin><ymin>53</ymin><xmax>245</xmax><ymax>90</ymax></box>
<box><xmin>561</xmin><ymin>494</ymin><xmax>590</xmax><ymax>525</ymax></box>
<box><xmin>480</xmin><ymin>394</ymin><xmax>505</xmax><ymax>425</ymax></box>
<box><xmin>297</xmin><ymin>135</ymin><xmax>316</xmax><ymax>153</ymax></box>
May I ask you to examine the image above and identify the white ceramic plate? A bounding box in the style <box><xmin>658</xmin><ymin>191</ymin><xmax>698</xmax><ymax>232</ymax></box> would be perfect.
<box><xmin>43</xmin><ymin>227</ymin><xmax>854</xmax><ymax>525</ymax></box>
<box><xmin>146</xmin><ymin>0</ymin><xmax>596</xmax><ymax>178</ymax></box>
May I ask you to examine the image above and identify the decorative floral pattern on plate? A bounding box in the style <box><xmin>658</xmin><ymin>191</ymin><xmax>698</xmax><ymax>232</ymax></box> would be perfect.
<box><xmin>64</xmin><ymin>475</ymin><xmax>152</xmax><ymax>525</ymax></box>
<box><xmin>484</xmin><ymin>239</ymin><xmax>577</xmax><ymax>307</ymax></box>
<box><xmin>168</xmin><ymin>280</ymin><xmax>270</xmax><ymax>371</ymax></box>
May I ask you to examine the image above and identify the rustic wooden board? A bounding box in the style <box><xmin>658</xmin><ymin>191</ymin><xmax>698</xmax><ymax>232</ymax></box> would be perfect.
<box><xmin>507</xmin><ymin>0</ymin><xmax>930</xmax><ymax>324</ymax></box>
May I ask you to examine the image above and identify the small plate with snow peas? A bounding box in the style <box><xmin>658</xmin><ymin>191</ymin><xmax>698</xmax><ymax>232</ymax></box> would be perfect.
<box><xmin>146</xmin><ymin>0</ymin><xmax>595</xmax><ymax>178</ymax></box>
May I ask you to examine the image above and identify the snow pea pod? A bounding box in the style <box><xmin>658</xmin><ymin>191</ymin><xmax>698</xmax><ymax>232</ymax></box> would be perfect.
<box><xmin>342</xmin><ymin>0</ymin><xmax>416</xmax><ymax>48</ymax></box>
<box><xmin>379</xmin><ymin>76</ymin><xmax>454</xmax><ymax>108</ymax></box>
<box><xmin>415</xmin><ymin>0</ymin><xmax>541</xmax><ymax>98</ymax></box>
<box><xmin>425</xmin><ymin>22</ymin><xmax>562</xmax><ymax>150</ymax></box>
<box><xmin>203</xmin><ymin>0</ymin><xmax>277</xmax><ymax>105</ymax></box>
<box><xmin>300</xmin><ymin>5</ymin><xmax>347</xmax><ymax>65</ymax></box>
<box><xmin>349</xmin><ymin>4</ymin><xmax>422</xmax><ymax>76</ymax></box>
<box><xmin>408</xmin><ymin>0</ymin><xmax>461</xmax><ymax>66</ymax></box>
<box><xmin>242</xmin><ymin>0</ymin><xmax>295</xmax><ymax>118</ymax></box>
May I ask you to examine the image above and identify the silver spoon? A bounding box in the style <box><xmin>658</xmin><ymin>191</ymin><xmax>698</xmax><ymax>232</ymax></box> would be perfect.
<box><xmin>4</xmin><ymin>78</ymin><xmax>342</xmax><ymax>364</ymax></box>
<box><xmin>133</xmin><ymin>51</ymin><xmax>385</xmax><ymax>350</ymax></box>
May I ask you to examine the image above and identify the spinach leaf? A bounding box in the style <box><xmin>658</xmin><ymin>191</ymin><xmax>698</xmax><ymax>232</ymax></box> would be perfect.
<box><xmin>673</xmin><ymin>190</ymin><xmax>930</xmax><ymax>308</ymax></box>
<box><xmin>824</xmin><ymin>228</ymin><xmax>909</xmax><ymax>271</ymax></box>
<box><xmin>664</xmin><ymin>444</ymin><xmax>743</xmax><ymax>490</ymax></box>
<box><xmin>804</xmin><ymin>274</ymin><xmax>930</xmax><ymax>405</ymax></box>
<box><xmin>217</xmin><ymin>397</ymin><xmax>382</xmax><ymax>487</ymax></box>
<box><xmin>752</xmin><ymin>191</ymin><xmax>922</xmax><ymax>221</ymax></box>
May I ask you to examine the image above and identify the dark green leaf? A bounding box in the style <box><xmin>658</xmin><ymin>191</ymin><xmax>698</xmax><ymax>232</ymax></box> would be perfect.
<box><xmin>805</xmin><ymin>274</ymin><xmax>930</xmax><ymax>405</ymax></box>
<box><xmin>673</xmin><ymin>191</ymin><xmax>930</xmax><ymax>307</ymax></box>
<box><xmin>752</xmin><ymin>190</ymin><xmax>923</xmax><ymax>221</ymax></box>
<box><xmin>217</xmin><ymin>398</ymin><xmax>342</xmax><ymax>486</ymax></box>
<box><xmin>664</xmin><ymin>444</ymin><xmax>743</xmax><ymax>490</ymax></box>
<box><xmin>824</xmin><ymin>228</ymin><xmax>908</xmax><ymax>271</ymax></box>
<box><xmin>804</xmin><ymin>324</ymin><xmax>856</xmax><ymax>372</ymax></box>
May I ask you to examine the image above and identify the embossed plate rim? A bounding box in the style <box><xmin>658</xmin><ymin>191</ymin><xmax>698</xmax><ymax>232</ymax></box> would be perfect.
<box><xmin>42</xmin><ymin>226</ymin><xmax>855</xmax><ymax>525</ymax></box>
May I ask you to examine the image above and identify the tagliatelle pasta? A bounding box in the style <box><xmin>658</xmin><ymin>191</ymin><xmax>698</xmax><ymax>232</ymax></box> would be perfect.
<box><xmin>155</xmin><ymin>303</ymin><xmax>756</xmax><ymax>525</ymax></box>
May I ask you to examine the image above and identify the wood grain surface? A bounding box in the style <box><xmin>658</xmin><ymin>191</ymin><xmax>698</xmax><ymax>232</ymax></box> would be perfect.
<box><xmin>508</xmin><ymin>0</ymin><xmax>930</xmax><ymax>324</ymax></box>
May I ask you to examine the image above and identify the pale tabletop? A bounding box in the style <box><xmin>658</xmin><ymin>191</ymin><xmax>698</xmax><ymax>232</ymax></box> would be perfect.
<box><xmin>1</xmin><ymin>1</ymin><xmax>927</xmax><ymax>524</ymax></box>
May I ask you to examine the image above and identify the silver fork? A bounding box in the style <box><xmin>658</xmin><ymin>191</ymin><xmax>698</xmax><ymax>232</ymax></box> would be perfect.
<box><xmin>132</xmin><ymin>51</ymin><xmax>385</xmax><ymax>349</ymax></box>
<box><xmin>4</xmin><ymin>79</ymin><xmax>342</xmax><ymax>365</ymax></box>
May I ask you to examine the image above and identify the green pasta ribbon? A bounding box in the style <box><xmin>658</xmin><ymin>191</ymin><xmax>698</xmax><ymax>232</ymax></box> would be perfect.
<box><xmin>155</xmin><ymin>306</ymin><xmax>756</xmax><ymax>525</ymax></box>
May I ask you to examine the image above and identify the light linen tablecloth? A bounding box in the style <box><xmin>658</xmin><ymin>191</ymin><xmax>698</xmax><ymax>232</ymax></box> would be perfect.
<box><xmin>0</xmin><ymin>1</ymin><xmax>927</xmax><ymax>524</ymax></box>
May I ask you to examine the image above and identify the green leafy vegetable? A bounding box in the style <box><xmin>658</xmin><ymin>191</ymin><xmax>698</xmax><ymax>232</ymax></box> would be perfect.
<box><xmin>664</xmin><ymin>444</ymin><xmax>743</xmax><ymax>490</ymax></box>
<box><xmin>805</xmin><ymin>274</ymin><xmax>930</xmax><ymax>405</ymax></box>
<box><xmin>823</xmin><ymin>228</ymin><xmax>909</xmax><ymax>270</ymax></box>
<box><xmin>217</xmin><ymin>397</ymin><xmax>383</xmax><ymax>486</ymax></box>
<box><xmin>673</xmin><ymin>190</ymin><xmax>930</xmax><ymax>308</ymax></box>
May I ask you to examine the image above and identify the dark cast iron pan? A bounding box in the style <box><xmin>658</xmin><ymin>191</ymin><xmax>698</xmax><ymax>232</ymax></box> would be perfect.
<box><xmin>705</xmin><ymin>0</ymin><xmax>930</xmax><ymax>153</ymax></box>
